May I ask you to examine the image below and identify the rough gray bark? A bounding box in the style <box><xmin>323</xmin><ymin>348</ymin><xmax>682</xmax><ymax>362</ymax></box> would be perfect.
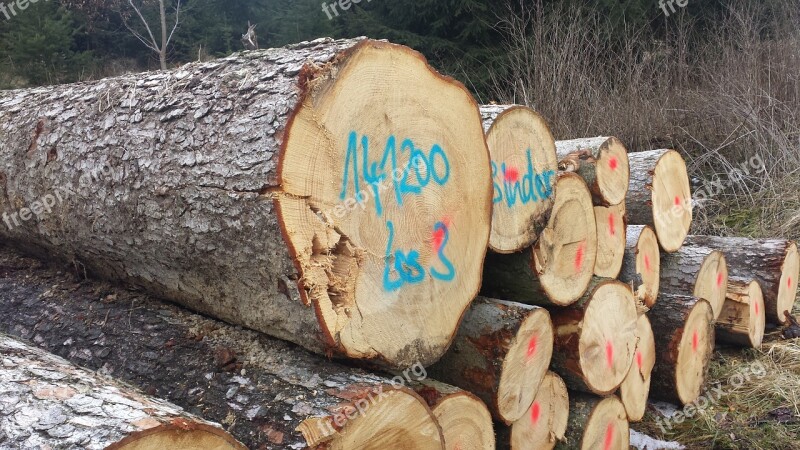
<box><xmin>685</xmin><ymin>236</ymin><xmax>799</xmax><ymax>324</ymax></box>
<box><xmin>626</xmin><ymin>150</ymin><xmax>663</xmax><ymax>227</ymax></box>
<box><xmin>0</xmin><ymin>333</ymin><xmax>245</xmax><ymax>450</ymax></box>
<box><xmin>0</xmin><ymin>246</ymin><xmax>444</xmax><ymax>449</ymax></box>
<box><xmin>480</xmin><ymin>104</ymin><xmax>514</xmax><ymax>132</ymax></box>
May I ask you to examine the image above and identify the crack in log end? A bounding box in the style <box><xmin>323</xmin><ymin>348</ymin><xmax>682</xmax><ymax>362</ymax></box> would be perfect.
<box><xmin>26</xmin><ymin>119</ymin><xmax>46</xmax><ymax>155</ymax></box>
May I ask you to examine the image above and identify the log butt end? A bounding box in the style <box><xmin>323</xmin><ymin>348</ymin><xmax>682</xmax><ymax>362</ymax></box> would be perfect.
<box><xmin>650</xmin><ymin>150</ymin><xmax>692</xmax><ymax>253</ymax></box>
<box><xmin>594</xmin><ymin>203</ymin><xmax>627</xmax><ymax>279</ymax></box>
<box><xmin>593</xmin><ymin>137</ymin><xmax>630</xmax><ymax>206</ymax></box>
<box><xmin>694</xmin><ymin>250</ymin><xmax>729</xmax><ymax>320</ymax></box>
<box><xmin>619</xmin><ymin>315</ymin><xmax>656</xmax><ymax>422</ymax></box>
<box><xmin>432</xmin><ymin>393</ymin><xmax>495</xmax><ymax>450</ymax></box>
<box><xmin>510</xmin><ymin>372</ymin><xmax>569</xmax><ymax>450</ymax></box>
<box><xmin>717</xmin><ymin>279</ymin><xmax>766</xmax><ymax>348</ymax></box>
<box><xmin>776</xmin><ymin>242</ymin><xmax>799</xmax><ymax>324</ymax></box>
<box><xmin>676</xmin><ymin>299</ymin><xmax>715</xmax><ymax>405</ymax></box>
<box><xmin>108</xmin><ymin>424</ymin><xmax>246</xmax><ymax>450</ymax></box>
<box><xmin>636</xmin><ymin>226</ymin><xmax>660</xmax><ymax>309</ymax></box>
<box><xmin>580</xmin><ymin>396</ymin><xmax>630</xmax><ymax>450</ymax></box>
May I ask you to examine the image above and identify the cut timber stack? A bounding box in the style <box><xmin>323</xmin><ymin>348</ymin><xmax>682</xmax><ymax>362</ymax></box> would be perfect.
<box><xmin>626</xmin><ymin>150</ymin><xmax>692</xmax><ymax>253</ymax></box>
<box><xmin>480</xmin><ymin>105</ymin><xmax>558</xmax><ymax>253</ymax></box>
<box><xmin>659</xmin><ymin>244</ymin><xmax>729</xmax><ymax>319</ymax></box>
<box><xmin>548</xmin><ymin>280</ymin><xmax>638</xmax><ymax>395</ymax></box>
<box><xmin>555</xmin><ymin>394</ymin><xmax>629</xmax><ymax>450</ymax></box>
<box><xmin>0</xmin><ymin>38</ymin><xmax>494</xmax><ymax>368</ymax></box>
<box><xmin>482</xmin><ymin>173</ymin><xmax>598</xmax><ymax>306</ymax></box>
<box><xmin>716</xmin><ymin>277</ymin><xmax>766</xmax><ymax>348</ymax></box>
<box><xmin>685</xmin><ymin>236</ymin><xmax>800</xmax><ymax>324</ymax></box>
<box><xmin>428</xmin><ymin>297</ymin><xmax>554</xmax><ymax>424</ymax></box>
<box><xmin>648</xmin><ymin>295</ymin><xmax>715</xmax><ymax>405</ymax></box>
<box><xmin>0</xmin><ymin>333</ymin><xmax>246</xmax><ymax>450</ymax></box>
<box><xmin>0</xmin><ymin>248</ymin><xmax>445</xmax><ymax>449</ymax></box>
<box><xmin>618</xmin><ymin>225</ymin><xmax>661</xmax><ymax>310</ymax></box>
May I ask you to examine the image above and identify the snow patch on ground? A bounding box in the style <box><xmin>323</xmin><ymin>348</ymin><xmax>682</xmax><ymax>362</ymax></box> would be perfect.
<box><xmin>630</xmin><ymin>429</ymin><xmax>685</xmax><ymax>450</ymax></box>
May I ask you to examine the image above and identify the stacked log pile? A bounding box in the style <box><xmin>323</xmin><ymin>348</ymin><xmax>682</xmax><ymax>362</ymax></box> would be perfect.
<box><xmin>0</xmin><ymin>38</ymin><xmax>797</xmax><ymax>450</ymax></box>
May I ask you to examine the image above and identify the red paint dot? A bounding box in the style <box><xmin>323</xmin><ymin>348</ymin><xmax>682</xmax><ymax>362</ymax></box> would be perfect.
<box><xmin>755</xmin><ymin>301</ymin><xmax>760</xmax><ymax>315</ymax></box>
<box><xmin>527</xmin><ymin>335</ymin><xmax>538</xmax><ymax>359</ymax></box>
<box><xmin>432</xmin><ymin>227</ymin><xmax>446</xmax><ymax>252</ymax></box>
<box><xmin>789</xmin><ymin>277</ymin><xmax>793</xmax><ymax>289</ymax></box>
<box><xmin>636</xmin><ymin>351</ymin><xmax>643</xmax><ymax>370</ymax></box>
<box><xmin>674</xmin><ymin>196</ymin><xmax>682</xmax><ymax>207</ymax></box>
<box><xmin>644</xmin><ymin>254</ymin><xmax>652</xmax><ymax>272</ymax></box>
<box><xmin>609</xmin><ymin>157</ymin><xmax>618</xmax><ymax>171</ymax></box>
<box><xmin>530</xmin><ymin>401</ymin><xmax>541</xmax><ymax>425</ymax></box>
<box><xmin>574</xmin><ymin>243</ymin><xmax>586</xmax><ymax>272</ymax></box>
<box><xmin>605</xmin><ymin>341</ymin><xmax>614</xmax><ymax>369</ymax></box>
<box><xmin>692</xmin><ymin>331</ymin><xmax>699</xmax><ymax>353</ymax></box>
<box><xmin>716</xmin><ymin>273</ymin><xmax>724</xmax><ymax>289</ymax></box>
<box><xmin>608</xmin><ymin>213</ymin><xmax>616</xmax><ymax>237</ymax></box>
<box><xmin>604</xmin><ymin>423</ymin><xmax>615</xmax><ymax>450</ymax></box>
<box><xmin>504</xmin><ymin>166</ymin><xmax>520</xmax><ymax>183</ymax></box>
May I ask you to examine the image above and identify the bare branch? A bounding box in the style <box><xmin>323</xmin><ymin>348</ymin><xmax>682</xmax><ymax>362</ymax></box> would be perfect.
<box><xmin>166</xmin><ymin>0</ymin><xmax>182</xmax><ymax>47</ymax></box>
<box><xmin>128</xmin><ymin>0</ymin><xmax>160</xmax><ymax>51</ymax></box>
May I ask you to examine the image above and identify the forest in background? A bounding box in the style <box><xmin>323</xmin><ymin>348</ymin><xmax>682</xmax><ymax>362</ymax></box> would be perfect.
<box><xmin>1</xmin><ymin>0</ymin><xmax>799</xmax><ymax>240</ymax></box>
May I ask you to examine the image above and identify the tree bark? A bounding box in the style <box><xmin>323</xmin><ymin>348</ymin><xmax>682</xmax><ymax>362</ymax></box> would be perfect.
<box><xmin>618</xmin><ymin>225</ymin><xmax>660</xmax><ymax>310</ymax></box>
<box><xmin>497</xmin><ymin>371</ymin><xmax>569</xmax><ymax>450</ymax></box>
<box><xmin>685</xmin><ymin>236</ymin><xmax>799</xmax><ymax>325</ymax></box>
<box><xmin>0</xmin><ymin>37</ymin><xmax>493</xmax><ymax>369</ymax></box>
<box><xmin>427</xmin><ymin>297</ymin><xmax>553</xmax><ymax>424</ymax></box>
<box><xmin>413</xmin><ymin>380</ymin><xmax>495</xmax><ymax>450</ymax></box>
<box><xmin>648</xmin><ymin>295</ymin><xmax>715</xmax><ymax>405</ymax></box>
<box><xmin>659</xmin><ymin>244</ymin><xmax>728</xmax><ymax>320</ymax></box>
<box><xmin>716</xmin><ymin>278</ymin><xmax>765</xmax><ymax>348</ymax></box>
<box><xmin>625</xmin><ymin>150</ymin><xmax>692</xmax><ymax>253</ymax></box>
<box><xmin>480</xmin><ymin>105</ymin><xmax>558</xmax><ymax>253</ymax></box>
<box><xmin>555</xmin><ymin>137</ymin><xmax>630</xmax><ymax>206</ymax></box>
<box><xmin>0</xmin><ymin>246</ymin><xmax>445</xmax><ymax>449</ymax></box>
<box><xmin>554</xmin><ymin>394</ymin><xmax>629</xmax><ymax>450</ymax></box>
<box><xmin>549</xmin><ymin>280</ymin><xmax>638</xmax><ymax>396</ymax></box>
<box><xmin>481</xmin><ymin>173</ymin><xmax>597</xmax><ymax>306</ymax></box>
<box><xmin>0</xmin><ymin>333</ymin><xmax>245</xmax><ymax>450</ymax></box>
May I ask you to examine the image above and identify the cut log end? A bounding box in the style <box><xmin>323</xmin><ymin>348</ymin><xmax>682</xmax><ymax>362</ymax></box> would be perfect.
<box><xmin>620</xmin><ymin>225</ymin><xmax>660</xmax><ymax>309</ymax></box>
<box><xmin>534</xmin><ymin>173</ymin><xmax>598</xmax><ymax>305</ymax></box>
<box><xmin>594</xmin><ymin>203</ymin><xmax>627</xmax><ymax>278</ymax></box>
<box><xmin>431</xmin><ymin>392</ymin><xmax>495</xmax><ymax>450</ymax></box>
<box><xmin>777</xmin><ymin>242</ymin><xmax>800</xmax><ymax>323</ymax></box>
<box><xmin>497</xmin><ymin>307</ymin><xmax>555</xmax><ymax>422</ymax></box>
<box><xmin>578</xmin><ymin>282</ymin><xmax>638</xmax><ymax>394</ymax></box>
<box><xmin>483</xmin><ymin>106</ymin><xmax>558</xmax><ymax>253</ymax></box>
<box><xmin>277</xmin><ymin>40</ymin><xmax>492</xmax><ymax>367</ymax></box>
<box><xmin>510</xmin><ymin>372</ymin><xmax>569</xmax><ymax>450</ymax></box>
<box><xmin>556</xmin><ymin>137</ymin><xmax>630</xmax><ymax>206</ymax></box>
<box><xmin>717</xmin><ymin>279</ymin><xmax>766</xmax><ymax>348</ymax></box>
<box><xmin>695</xmin><ymin>250</ymin><xmax>729</xmax><ymax>320</ymax></box>
<box><xmin>108</xmin><ymin>425</ymin><xmax>246</xmax><ymax>450</ymax></box>
<box><xmin>619</xmin><ymin>315</ymin><xmax>656</xmax><ymax>422</ymax></box>
<box><xmin>581</xmin><ymin>397</ymin><xmax>630</xmax><ymax>450</ymax></box>
<box><xmin>675</xmin><ymin>299</ymin><xmax>714</xmax><ymax>404</ymax></box>
<box><xmin>297</xmin><ymin>388</ymin><xmax>444</xmax><ymax>449</ymax></box>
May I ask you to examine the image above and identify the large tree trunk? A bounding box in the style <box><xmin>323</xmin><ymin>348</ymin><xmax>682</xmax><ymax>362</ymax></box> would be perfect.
<box><xmin>618</xmin><ymin>225</ymin><xmax>660</xmax><ymax>310</ymax></box>
<box><xmin>497</xmin><ymin>371</ymin><xmax>569</xmax><ymax>450</ymax></box>
<box><xmin>685</xmin><ymin>236</ymin><xmax>799</xmax><ymax>324</ymax></box>
<box><xmin>716</xmin><ymin>278</ymin><xmax>766</xmax><ymax>348</ymax></box>
<box><xmin>427</xmin><ymin>297</ymin><xmax>553</xmax><ymax>424</ymax></box>
<box><xmin>0</xmin><ymin>38</ymin><xmax>493</xmax><ymax>369</ymax></box>
<box><xmin>555</xmin><ymin>394</ymin><xmax>629</xmax><ymax>450</ymax></box>
<box><xmin>659</xmin><ymin>244</ymin><xmax>729</xmax><ymax>320</ymax></box>
<box><xmin>0</xmin><ymin>247</ymin><xmax>445</xmax><ymax>449</ymax></box>
<box><xmin>480</xmin><ymin>105</ymin><xmax>558</xmax><ymax>253</ymax></box>
<box><xmin>0</xmin><ymin>333</ymin><xmax>245</xmax><ymax>450</ymax></box>
<box><xmin>648</xmin><ymin>295</ymin><xmax>715</xmax><ymax>405</ymax></box>
<box><xmin>413</xmin><ymin>380</ymin><xmax>495</xmax><ymax>450</ymax></box>
<box><xmin>625</xmin><ymin>150</ymin><xmax>692</xmax><ymax>253</ymax></box>
<box><xmin>481</xmin><ymin>173</ymin><xmax>597</xmax><ymax>306</ymax></box>
<box><xmin>549</xmin><ymin>280</ymin><xmax>638</xmax><ymax>396</ymax></box>
<box><xmin>618</xmin><ymin>315</ymin><xmax>656</xmax><ymax>422</ymax></box>
<box><xmin>555</xmin><ymin>137</ymin><xmax>630</xmax><ymax>206</ymax></box>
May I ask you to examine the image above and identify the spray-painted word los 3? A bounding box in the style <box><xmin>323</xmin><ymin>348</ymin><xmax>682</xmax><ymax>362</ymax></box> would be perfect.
<box><xmin>492</xmin><ymin>148</ymin><xmax>556</xmax><ymax>207</ymax></box>
<box><xmin>339</xmin><ymin>131</ymin><xmax>455</xmax><ymax>292</ymax></box>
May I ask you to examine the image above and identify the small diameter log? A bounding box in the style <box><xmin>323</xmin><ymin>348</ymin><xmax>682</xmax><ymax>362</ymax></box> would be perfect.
<box><xmin>618</xmin><ymin>225</ymin><xmax>660</xmax><ymax>310</ymax></box>
<box><xmin>685</xmin><ymin>236</ymin><xmax>800</xmax><ymax>324</ymax></box>
<box><xmin>618</xmin><ymin>315</ymin><xmax>656</xmax><ymax>422</ymax></box>
<box><xmin>716</xmin><ymin>278</ymin><xmax>766</xmax><ymax>348</ymax></box>
<box><xmin>0</xmin><ymin>38</ymin><xmax>493</xmax><ymax>369</ymax></box>
<box><xmin>549</xmin><ymin>280</ymin><xmax>638</xmax><ymax>395</ymax></box>
<box><xmin>428</xmin><ymin>297</ymin><xmax>554</xmax><ymax>424</ymax></box>
<box><xmin>555</xmin><ymin>394</ymin><xmax>629</xmax><ymax>450</ymax></box>
<box><xmin>594</xmin><ymin>203</ymin><xmax>627</xmax><ymax>278</ymax></box>
<box><xmin>501</xmin><ymin>371</ymin><xmax>569</xmax><ymax>450</ymax></box>
<box><xmin>0</xmin><ymin>334</ymin><xmax>246</xmax><ymax>450</ymax></box>
<box><xmin>482</xmin><ymin>173</ymin><xmax>597</xmax><ymax>306</ymax></box>
<box><xmin>413</xmin><ymin>380</ymin><xmax>495</xmax><ymax>450</ymax></box>
<box><xmin>626</xmin><ymin>150</ymin><xmax>692</xmax><ymax>253</ymax></box>
<box><xmin>481</xmin><ymin>105</ymin><xmax>558</xmax><ymax>253</ymax></box>
<box><xmin>648</xmin><ymin>295</ymin><xmax>715</xmax><ymax>405</ymax></box>
<box><xmin>556</xmin><ymin>137</ymin><xmax>630</xmax><ymax>206</ymax></box>
<box><xmin>660</xmin><ymin>245</ymin><xmax>729</xmax><ymax>320</ymax></box>
<box><xmin>0</xmin><ymin>248</ymin><xmax>444</xmax><ymax>449</ymax></box>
